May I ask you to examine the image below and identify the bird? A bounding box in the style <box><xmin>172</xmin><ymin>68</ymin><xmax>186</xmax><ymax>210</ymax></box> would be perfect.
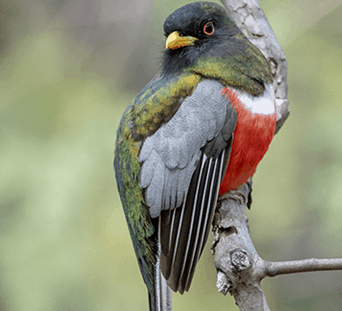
<box><xmin>114</xmin><ymin>2</ymin><xmax>276</xmax><ymax>310</ymax></box>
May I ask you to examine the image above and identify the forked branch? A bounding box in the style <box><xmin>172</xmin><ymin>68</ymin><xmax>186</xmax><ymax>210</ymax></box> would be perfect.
<box><xmin>212</xmin><ymin>185</ymin><xmax>342</xmax><ymax>310</ymax></box>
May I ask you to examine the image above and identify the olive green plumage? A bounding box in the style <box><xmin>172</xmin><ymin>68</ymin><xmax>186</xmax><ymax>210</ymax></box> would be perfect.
<box><xmin>130</xmin><ymin>72</ymin><xmax>202</xmax><ymax>141</ymax></box>
<box><xmin>189</xmin><ymin>42</ymin><xmax>273</xmax><ymax>95</ymax></box>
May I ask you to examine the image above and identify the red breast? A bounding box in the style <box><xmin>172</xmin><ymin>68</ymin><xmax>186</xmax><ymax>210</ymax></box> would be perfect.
<box><xmin>219</xmin><ymin>86</ymin><xmax>277</xmax><ymax>195</ymax></box>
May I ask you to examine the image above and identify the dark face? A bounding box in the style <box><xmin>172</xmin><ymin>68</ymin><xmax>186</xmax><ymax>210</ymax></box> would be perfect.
<box><xmin>162</xmin><ymin>2</ymin><xmax>241</xmax><ymax>75</ymax></box>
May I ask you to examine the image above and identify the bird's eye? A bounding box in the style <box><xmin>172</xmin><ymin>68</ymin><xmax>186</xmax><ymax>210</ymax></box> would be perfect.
<box><xmin>203</xmin><ymin>22</ymin><xmax>214</xmax><ymax>35</ymax></box>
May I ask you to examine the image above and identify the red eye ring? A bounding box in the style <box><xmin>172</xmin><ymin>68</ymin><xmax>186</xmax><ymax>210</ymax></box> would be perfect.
<box><xmin>203</xmin><ymin>22</ymin><xmax>214</xmax><ymax>35</ymax></box>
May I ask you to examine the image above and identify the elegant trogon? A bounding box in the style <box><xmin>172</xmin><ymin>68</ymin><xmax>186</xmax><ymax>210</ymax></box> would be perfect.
<box><xmin>114</xmin><ymin>2</ymin><xmax>276</xmax><ymax>310</ymax></box>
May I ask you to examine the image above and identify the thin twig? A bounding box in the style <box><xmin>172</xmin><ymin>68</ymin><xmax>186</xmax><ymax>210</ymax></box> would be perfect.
<box><xmin>264</xmin><ymin>258</ymin><xmax>342</xmax><ymax>277</ymax></box>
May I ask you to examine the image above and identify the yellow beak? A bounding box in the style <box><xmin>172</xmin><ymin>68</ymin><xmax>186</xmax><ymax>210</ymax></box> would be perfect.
<box><xmin>165</xmin><ymin>31</ymin><xmax>198</xmax><ymax>50</ymax></box>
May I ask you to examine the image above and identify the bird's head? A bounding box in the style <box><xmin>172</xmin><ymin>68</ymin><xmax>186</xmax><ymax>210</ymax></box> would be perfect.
<box><xmin>161</xmin><ymin>2</ymin><xmax>273</xmax><ymax>94</ymax></box>
<box><xmin>162</xmin><ymin>2</ymin><xmax>242</xmax><ymax>75</ymax></box>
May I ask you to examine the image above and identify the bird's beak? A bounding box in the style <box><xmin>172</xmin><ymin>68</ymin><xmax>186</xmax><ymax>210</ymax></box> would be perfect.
<box><xmin>165</xmin><ymin>31</ymin><xmax>198</xmax><ymax>50</ymax></box>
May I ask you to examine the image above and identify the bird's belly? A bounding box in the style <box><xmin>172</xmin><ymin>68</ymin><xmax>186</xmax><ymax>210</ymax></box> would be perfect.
<box><xmin>219</xmin><ymin>87</ymin><xmax>276</xmax><ymax>195</ymax></box>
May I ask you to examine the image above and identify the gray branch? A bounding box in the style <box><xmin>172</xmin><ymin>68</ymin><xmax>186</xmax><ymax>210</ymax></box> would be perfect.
<box><xmin>212</xmin><ymin>182</ymin><xmax>272</xmax><ymax>311</ymax></box>
<box><xmin>212</xmin><ymin>182</ymin><xmax>342</xmax><ymax>311</ymax></box>
<box><xmin>264</xmin><ymin>258</ymin><xmax>342</xmax><ymax>277</ymax></box>
<box><xmin>211</xmin><ymin>1</ymin><xmax>342</xmax><ymax>310</ymax></box>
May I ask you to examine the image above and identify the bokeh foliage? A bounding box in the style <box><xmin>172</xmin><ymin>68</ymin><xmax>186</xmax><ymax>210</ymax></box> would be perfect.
<box><xmin>1</xmin><ymin>0</ymin><xmax>342</xmax><ymax>310</ymax></box>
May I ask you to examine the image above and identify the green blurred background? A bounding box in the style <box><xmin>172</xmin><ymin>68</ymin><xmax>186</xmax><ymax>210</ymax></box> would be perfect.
<box><xmin>1</xmin><ymin>0</ymin><xmax>342</xmax><ymax>310</ymax></box>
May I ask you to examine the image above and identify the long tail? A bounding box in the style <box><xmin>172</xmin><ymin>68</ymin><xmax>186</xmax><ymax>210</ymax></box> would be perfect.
<box><xmin>149</xmin><ymin>218</ymin><xmax>172</xmax><ymax>311</ymax></box>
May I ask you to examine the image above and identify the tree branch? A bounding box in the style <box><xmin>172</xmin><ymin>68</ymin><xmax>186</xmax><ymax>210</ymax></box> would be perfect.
<box><xmin>211</xmin><ymin>1</ymin><xmax>342</xmax><ymax>310</ymax></box>
<box><xmin>212</xmin><ymin>183</ymin><xmax>342</xmax><ymax>311</ymax></box>
<box><xmin>212</xmin><ymin>182</ymin><xmax>272</xmax><ymax>311</ymax></box>
<box><xmin>264</xmin><ymin>258</ymin><xmax>342</xmax><ymax>277</ymax></box>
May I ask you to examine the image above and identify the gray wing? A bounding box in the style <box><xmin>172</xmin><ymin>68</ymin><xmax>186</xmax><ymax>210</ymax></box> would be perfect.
<box><xmin>138</xmin><ymin>79</ymin><xmax>237</xmax><ymax>293</ymax></box>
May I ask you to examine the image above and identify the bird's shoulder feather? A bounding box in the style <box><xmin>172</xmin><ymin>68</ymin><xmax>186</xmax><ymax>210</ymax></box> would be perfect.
<box><xmin>130</xmin><ymin>72</ymin><xmax>202</xmax><ymax>141</ymax></box>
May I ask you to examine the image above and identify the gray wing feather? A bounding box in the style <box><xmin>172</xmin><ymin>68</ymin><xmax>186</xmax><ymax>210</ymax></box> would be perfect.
<box><xmin>144</xmin><ymin>154</ymin><xmax>164</xmax><ymax>211</ymax></box>
<box><xmin>139</xmin><ymin>79</ymin><xmax>230</xmax><ymax>218</ymax></box>
<box><xmin>139</xmin><ymin>79</ymin><xmax>237</xmax><ymax>293</ymax></box>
